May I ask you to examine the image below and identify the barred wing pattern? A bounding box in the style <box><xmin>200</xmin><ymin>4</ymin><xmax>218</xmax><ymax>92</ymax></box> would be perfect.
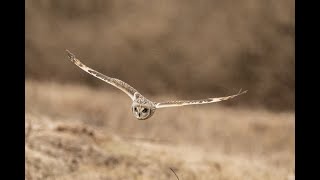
<box><xmin>66</xmin><ymin>50</ymin><xmax>138</xmax><ymax>100</ymax></box>
<box><xmin>155</xmin><ymin>89</ymin><xmax>247</xmax><ymax>108</ymax></box>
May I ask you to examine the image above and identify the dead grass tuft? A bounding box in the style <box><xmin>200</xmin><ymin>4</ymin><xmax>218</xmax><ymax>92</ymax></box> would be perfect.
<box><xmin>26</xmin><ymin>80</ymin><xmax>294</xmax><ymax>179</ymax></box>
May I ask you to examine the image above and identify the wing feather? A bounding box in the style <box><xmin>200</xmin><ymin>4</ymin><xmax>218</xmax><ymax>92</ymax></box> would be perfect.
<box><xmin>66</xmin><ymin>50</ymin><xmax>138</xmax><ymax>100</ymax></box>
<box><xmin>155</xmin><ymin>89</ymin><xmax>247</xmax><ymax>108</ymax></box>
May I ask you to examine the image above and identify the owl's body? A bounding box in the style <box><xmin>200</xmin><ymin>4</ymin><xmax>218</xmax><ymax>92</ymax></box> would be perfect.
<box><xmin>132</xmin><ymin>92</ymin><xmax>156</xmax><ymax>120</ymax></box>
<box><xmin>66</xmin><ymin>50</ymin><xmax>247</xmax><ymax>120</ymax></box>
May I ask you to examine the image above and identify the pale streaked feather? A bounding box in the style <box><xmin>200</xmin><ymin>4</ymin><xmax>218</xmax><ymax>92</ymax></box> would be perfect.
<box><xmin>155</xmin><ymin>89</ymin><xmax>247</xmax><ymax>108</ymax></box>
<box><xmin>66</xmin><ymin>50</ymin><xmax>138</xmax><ymax>100</ymax></box>
<box><xmin>66</xmin><ymin>50</ymin><xmax>247</xmax><ymax>120</ymax></box>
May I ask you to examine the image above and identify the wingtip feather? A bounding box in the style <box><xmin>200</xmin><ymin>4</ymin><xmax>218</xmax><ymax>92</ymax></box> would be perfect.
<box><xmin>66</xmin><ymin>49</ymin><xmax>75</xmax><ymax>60</ymax></box>
<box><xmin>236</xmin><ymin>89</ymin><xmax>248</xmax><ymax>96</ymax></box>
<box><xmin>240</xmin><ymin>89</ymin><xmax>248</xmax><ymax>94</ymax></box>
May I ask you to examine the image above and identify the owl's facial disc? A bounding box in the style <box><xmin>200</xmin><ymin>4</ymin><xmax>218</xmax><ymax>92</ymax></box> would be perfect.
<box><xmin>132</xmin><ymin>105</ymin><xmax>151</xmax><ymax>120</ymax></box>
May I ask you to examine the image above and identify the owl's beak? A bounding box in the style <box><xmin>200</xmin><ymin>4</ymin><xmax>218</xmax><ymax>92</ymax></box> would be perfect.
<box><xmin>138</xmin><ymin>113</ymin><xmax>141</xmax><ymax>117</ymax></box>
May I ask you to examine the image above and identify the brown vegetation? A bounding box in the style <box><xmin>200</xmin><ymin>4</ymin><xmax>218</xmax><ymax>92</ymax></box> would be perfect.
<box><xmin>25</xmin><ymin>0</ymin><xmax>294</xmax><ymax>111</ymax></box>
<box><xmin>25</xmin><ymin>1</ymin><xmax>294</xmax><ymax>179</ymax></box>
<box><xmin>26</xmin><ymin>80</ymin><xmax>294</xmax><ymax>180</ymax></box>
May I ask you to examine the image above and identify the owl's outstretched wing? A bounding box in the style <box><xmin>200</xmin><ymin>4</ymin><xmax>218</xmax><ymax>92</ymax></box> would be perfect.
<box><xmin>66</xmin><ymin>50</ymin><xmax>138</xmax><ymax>100</ymax></box>
<box><xmin>155</xmin><ymin>89</ymin><xmax>247</xmax><ymax>108</ymax></box>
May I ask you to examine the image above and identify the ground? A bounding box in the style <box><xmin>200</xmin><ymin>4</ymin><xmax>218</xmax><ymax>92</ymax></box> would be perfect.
<box><xmin>25</xmin><ymin>80</ymin><xmax>294</xmax><ymax>180</ymax></box>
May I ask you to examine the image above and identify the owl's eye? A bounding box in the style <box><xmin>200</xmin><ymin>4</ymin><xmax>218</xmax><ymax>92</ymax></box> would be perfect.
<box><xmin>142</xmin><ymin>108</ymin><xmax>148</xmax><ymax>113</ymax></box>
<box><xmin>134</xmin><ymin>107</ymin><xmax>137</xmax><ymax>111</ymax></box>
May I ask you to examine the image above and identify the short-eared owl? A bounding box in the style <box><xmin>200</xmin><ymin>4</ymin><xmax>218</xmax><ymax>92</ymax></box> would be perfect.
<box><xmin>66</xmin><ymin>50</ymin><xmax>247</xmax><ymax>120</ymax></box>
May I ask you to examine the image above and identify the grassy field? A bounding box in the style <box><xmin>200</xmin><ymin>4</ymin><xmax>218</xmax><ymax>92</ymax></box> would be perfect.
<box><xmin>25</xmin><ymin>80</ymin><xmax>294</xmax><ymax>180</ymax></box>
<box><xmin>25</xmin><ymin>0</ymin><xmax>294</xmax><ymax>179</ymax></box>
<box><xmin>26</xmin><ymin>0</ymin><xmax>294</xmax><ymax>111</ymax></box>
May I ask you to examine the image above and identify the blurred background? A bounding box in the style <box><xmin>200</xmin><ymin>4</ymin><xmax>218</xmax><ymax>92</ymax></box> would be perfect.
<box><xmin>25</xmin><ymin>0</ymin><xmax>295</xmax><ymax>179</ymax></box>
<box><xmin>26</xmin><ymin>0</ymin><xmax>294</xmax><ymax>111</ymax></box>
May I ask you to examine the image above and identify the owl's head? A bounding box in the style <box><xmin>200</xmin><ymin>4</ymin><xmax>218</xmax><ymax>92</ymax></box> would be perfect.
<box><xmin>131</xmin><ymin>92</ymin><xmax>156</xmax><ymax>120</ymax></box>
<box><xmin>131</xmin><ymin>103</ymin><xmax>156</xmax><ymax>120</ymax></box>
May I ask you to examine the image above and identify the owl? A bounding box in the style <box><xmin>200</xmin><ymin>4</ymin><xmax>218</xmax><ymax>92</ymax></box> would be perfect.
<box><xmin>66</xmin><ymin>50</ymin><xmax>247</xmax><ymax>120</ymax></box>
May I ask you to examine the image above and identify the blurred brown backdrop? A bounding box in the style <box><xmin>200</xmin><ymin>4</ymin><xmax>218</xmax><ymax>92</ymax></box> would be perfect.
<box><xmin>25</xmin><ymin>0</ymin><xmax>294</xmax><ymax>111</ymax></box>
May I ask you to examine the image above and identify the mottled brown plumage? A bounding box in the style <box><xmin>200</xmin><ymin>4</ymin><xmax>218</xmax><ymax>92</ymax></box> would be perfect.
<box><xmin>66</xmin><ymin>50</ymin><xmax>247</xmax><ymax>120</ymax></box>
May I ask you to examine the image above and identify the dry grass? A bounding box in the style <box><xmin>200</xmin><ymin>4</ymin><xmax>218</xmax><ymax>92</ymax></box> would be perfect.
<box><xmin>25</xmin><ymin>0</ymin><xmax>294</xmax><ymax>111</ymax></box>
<box><xmin>25</xmin><ymin>80</ymin><xmax>294</xmax><ymax>180</ymax></box>
<box><xmin>25</xmin><ymin>1</ymin><xmax>295</xmax><ymax>178</ymax></box>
